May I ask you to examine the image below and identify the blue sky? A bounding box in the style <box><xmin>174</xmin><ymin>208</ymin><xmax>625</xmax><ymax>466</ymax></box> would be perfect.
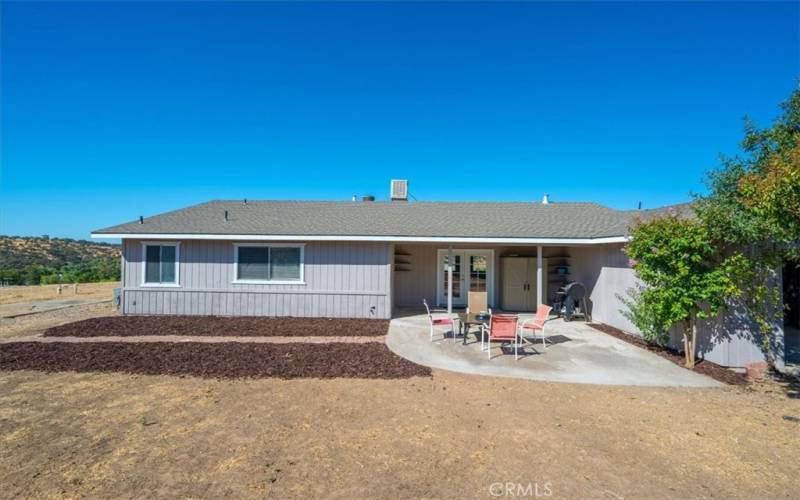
<box><xmin>1</xmin><ymin>1</ymin><xmax>798</xmax><ymax>241</ymax></box>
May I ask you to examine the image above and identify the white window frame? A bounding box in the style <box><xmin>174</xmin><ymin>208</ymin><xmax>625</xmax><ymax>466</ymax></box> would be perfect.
<box><xmin>140</xmin><ymin>241</ymin><xmax>181</xmax><ymax>288</ymax></box>
<box><xmin>232</xmin><ymin>243</ymin><xmax>305</xmax><ymax>284</ymax></box>
<box><xmin>435</xmin><ymin>248</ymin><xmax>495</xmax><ymax>307</ymax></box>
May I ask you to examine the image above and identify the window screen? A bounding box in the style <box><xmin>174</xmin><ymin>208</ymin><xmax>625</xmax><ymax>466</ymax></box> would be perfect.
<box><xmin>236</xmin><ymin>246</ymin><xmax>302</xmax><ymax>281</ymax></box>
<box><xmin>270</xmin><ymin>247</ymin><xmax>301</xmax><ymax>280</ymax></box>
<box><xmin>144</xmin><ymin>244</ymin><xmax>178</xmax><ymax>284</ymax></box>
<box><xmin>237</xmin><ymin>246</ymin><xmax>270</xmax><ymax>281</ymax></box>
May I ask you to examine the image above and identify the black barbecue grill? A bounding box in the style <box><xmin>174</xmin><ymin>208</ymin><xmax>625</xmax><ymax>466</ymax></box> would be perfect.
<box><xmin>554</xmin><ymin>282</ymin><xmax>589</xmax><ymax>321</ymax></box>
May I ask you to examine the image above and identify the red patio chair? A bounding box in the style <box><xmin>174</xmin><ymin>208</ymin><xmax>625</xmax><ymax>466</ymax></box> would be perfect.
<box><xmin>519</xmin><ymin>305</ymin><xmax>553</xmax><ymax>349</ymax></box>
<box><xmin>423</xmin><ymin>299</ymin><xmax>457</xmax><ymax>342</ymax></box>
<box><xmin>481</xmin><ymin>314</ymin><xmax>522</xmax><ymax>360</ymax></box>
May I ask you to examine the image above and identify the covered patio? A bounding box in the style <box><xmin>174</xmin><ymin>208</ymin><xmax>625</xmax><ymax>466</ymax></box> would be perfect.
<box><xmin>393</xmin><ymin>243</ymin><xmax>571</xmax><ymax>314</ymax></box>
<box><xmin>390</xmin><ymin>242</ymin><xmax>636</xmax><ymax>332</ymax></box>
<box><xmin>386</xmin><ymin>311</ymin><xmax>721</xmax><ymax>387</ymax></box>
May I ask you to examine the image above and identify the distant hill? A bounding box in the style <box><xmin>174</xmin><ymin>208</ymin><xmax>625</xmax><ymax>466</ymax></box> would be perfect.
<box><xmin>0</xmin><ymin>236</ymin><xmax>120</xmax><ymax>285</ymax></box>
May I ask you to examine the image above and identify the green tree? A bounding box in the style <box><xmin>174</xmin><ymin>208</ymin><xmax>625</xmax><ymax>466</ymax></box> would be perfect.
<box><xmin>693</xmin><ymin>86</ymin><xmax>800</xmax><ymax>362</ymax></box>
<box><xmin>618</xmin><ymin>287</ymin><xmax>671</xmax><ymax>346</ymax></box>
<box><xmin>696</xmin><ymin>87</ymin><xmax>800</xmax><ymax>258</ymax></box>
<box><xmin>738</xmin><ymin>137</ymin><xmax>800</xmax><ymax>254</ymax></box>
<box><xmin>624</xmin><ymin>215</ymin><xmax>742</xmax><ymax>367</ymax></box>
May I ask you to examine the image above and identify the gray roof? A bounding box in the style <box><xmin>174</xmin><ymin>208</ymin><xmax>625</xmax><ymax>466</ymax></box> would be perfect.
<box><xmin>626</xmin><ymin>202</ymin><xmax>697</xmax><ymax>223</ymax></box>
<box><xmin>93</xmin><ymin>200</ymin><xmax>690</xmax><ymax>240</ymax></box>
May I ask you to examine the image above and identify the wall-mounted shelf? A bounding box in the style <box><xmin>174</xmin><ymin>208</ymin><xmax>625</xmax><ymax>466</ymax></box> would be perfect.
<box><xmin>394</xmin><ymin>247</ymin><xmax>413</xmax><ymax>272</ymax></box>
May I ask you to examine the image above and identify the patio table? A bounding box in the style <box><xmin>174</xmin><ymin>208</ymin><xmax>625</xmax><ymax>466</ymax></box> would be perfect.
<box><xmin>457</xmin><ymin>312</ymin><xmax>490</xmax><ymax>345</ymax></box>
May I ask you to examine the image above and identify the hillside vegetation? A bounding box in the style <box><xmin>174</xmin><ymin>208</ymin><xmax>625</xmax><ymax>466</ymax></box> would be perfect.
<box><xmin>0</xmin><ymin>236</ymin><xmax>120</xmax><ymax>285</ymax></box>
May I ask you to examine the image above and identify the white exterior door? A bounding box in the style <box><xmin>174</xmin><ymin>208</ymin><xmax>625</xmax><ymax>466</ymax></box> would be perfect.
<box><xmin>502</xmin><ymin>257</ymin><xmax>531</xmax><ymax>311</ymax></box>
<box><xmin>437</xmin><ymin>249</ymin><xmax>494</xmax><ymax>307</ymax></box>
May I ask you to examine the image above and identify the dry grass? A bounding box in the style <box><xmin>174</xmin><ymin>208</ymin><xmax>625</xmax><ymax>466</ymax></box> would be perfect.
<box><xmin>1</xmin><ymin>369</ymin><xmax>798</xmax><ymax>498</ymax></box>
<box><xmin>0</xmin><ymin>282</ymin><xmax>118</xmax><ymax>305</ymax></box>
<box><xmin>1</xmin><ymin>304</ymin><xmax>799</xmax><ymax>498</ymax></box>
<box><xmin>0</xmin><ymin>302</ymin><xmax>118</xmax><ymax>341</ymax></box>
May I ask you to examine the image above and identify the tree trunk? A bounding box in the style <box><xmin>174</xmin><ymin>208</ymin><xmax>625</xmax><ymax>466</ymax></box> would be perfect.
<box><xmin>682</xmin><ymin>332</ymin><xmax>689</xmax><ymax>366</ymax></box>
<box><xmin>685</xmin><ymin>315</ymin><xmax>697</xmax><ymax>368</ymax></box>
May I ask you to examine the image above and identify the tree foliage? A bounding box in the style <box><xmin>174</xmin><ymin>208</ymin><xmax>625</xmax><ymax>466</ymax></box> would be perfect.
<box><xmin>0</xmin><ymin>258</ymin><xmax>120</xmax><ymax>286</ymax></box>
<box><xmin>696</xmin><ymin>87</ymin><xmax>800</xmax><ymax>360</ymax></box>
<box><xmin>624</xmin><ymin>87</ymin><xmax>799</xmax><ymax>367</ymax></box>
<box><xmin>738</xmin><ymin>137</ymin><xmax>800</xmax><ymax>253</ymax></box>
<box><xmin>618</xmin><ymin>287</ymin><xmax>671</xmax><ymax>346</ymax></box>
<box><xmin>695</xmin><ymin>88</ymin><xmax>800</xmax><ymax>258</ymax></box>
<box><xmin>624</xmin><ymin>215</ymin><xmax>742</xmax><ymax>366</ymax></box>
<box><xmin>0</xmin><ymin>236</ymin><xmax>120</xmax><ymax>285</ymax></box>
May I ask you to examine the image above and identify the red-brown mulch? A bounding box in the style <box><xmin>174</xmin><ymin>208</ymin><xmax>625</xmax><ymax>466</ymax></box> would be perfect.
<box><xmin>0</xmin><ymin>342</ymin><xmax>431</xmax><ymax>379</ymax></box>
<box><xmin>43</xmin><ymin>316</ymin><xmax>389</xmax><ymax>338</ymax></box>
<box><xmin>589</xmin><ymin>323</ymin><xmax>748</xmax><ymax>386</ymax></box>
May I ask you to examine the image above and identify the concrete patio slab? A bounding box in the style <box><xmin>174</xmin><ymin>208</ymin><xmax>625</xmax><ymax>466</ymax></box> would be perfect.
<box><xmin>387</xmin><ymin>314</ymin><xmax>722</xmax><ymax>387</ymax></box>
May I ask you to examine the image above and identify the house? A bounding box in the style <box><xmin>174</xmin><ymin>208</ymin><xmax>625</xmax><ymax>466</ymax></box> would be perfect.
<box><xmin>92</xmin><ymin>180</ymin><xmax>793</xmax><ymax>370</ymax></box>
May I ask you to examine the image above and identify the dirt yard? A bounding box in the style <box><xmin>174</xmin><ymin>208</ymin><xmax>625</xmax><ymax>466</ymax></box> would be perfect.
<box><xmin>0</xmin><ymin>302</ymin><xmax>118</xmax><ymax>341</ymax></box>
<box><xmin>1</xmin><ymin>307</ymin><xmax>799</xmax><ymax>498</ymax></box>
<box><xmin>0</xmin><ymin>282</ymin><xmax>118</xmax><ymax>305</ymax></box>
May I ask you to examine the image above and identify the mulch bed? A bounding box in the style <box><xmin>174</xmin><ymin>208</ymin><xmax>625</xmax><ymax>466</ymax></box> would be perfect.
<box><xmin>0</xmin><ymin>342</ymin><xmax>431</xmax><ymax>379</ymax></box>
<box><xmin>43</xmin><ymin>316</ymin><xmax>389</xmax><ymax>338</ymax></box>
<box><xmin>589</xmin><ymin>323</ymin><xmax>748</xmax><ymax>386</ymax></box>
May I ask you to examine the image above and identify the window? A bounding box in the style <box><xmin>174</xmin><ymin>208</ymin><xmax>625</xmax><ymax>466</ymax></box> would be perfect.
<box><xmin>142</xmin><ymin>243</ymin><xmax>179</xmax><ymax>285</ymax></box>
<box><xmin>469</xmin><ymin>255</ymin><xmax>487</xmax><ymax>292</ymax></box>
<box><xmin>442</xmin><ymin>254</ymin><xmax>462</xmax><ymax>299</ymax></box>
<box><xmin>234</xmin><ymin>244</ymin><xmax>304</xmax><ymax>283</ymax></box>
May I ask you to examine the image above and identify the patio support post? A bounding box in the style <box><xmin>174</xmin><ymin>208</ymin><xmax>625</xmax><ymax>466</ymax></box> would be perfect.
<box><xmin>536</xmin><ymin>245</ymin><xmax>543</xmax><ymax>311</ymax></box>
<box><xmin>447</xmin><ymin>246</ymin><xmax>453</xmax><ymax>314</ymax></box>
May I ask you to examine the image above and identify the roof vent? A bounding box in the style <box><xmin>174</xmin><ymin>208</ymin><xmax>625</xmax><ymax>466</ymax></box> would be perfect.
<box><xmin>542</xmin><ymin>193</ymin><xmax>550</xmax><ymax>205</ymax></box>
<box><xmin>391</xmin><ymin>179</ymin><xmax>408</xmax><ymax>201</ymax></box>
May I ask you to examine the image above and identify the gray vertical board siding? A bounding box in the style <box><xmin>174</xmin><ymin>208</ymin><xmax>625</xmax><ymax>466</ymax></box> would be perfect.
<box><xmin>569</xmin><ymin>243</ymin><xmax>778</xmax><ymax>368</ymax></box>
<box><xmin>121</xmin><ymin>240</ymin><xmax>392</xmax><ymax>319</ymax></box>
<box><xmin>393</xmin><ymin>244</ymin><xmax>438</xmax><ymax>307</ymax></box>
<box><xmin>691</xmin><ymin>266</ymin><xmax>783</xmax><ymax>368</ymax></box>
<box><xmin>686</xmin><ymin>305</ymin><xmax>770</xmax><ymax>368</ymax></box>
<box><xmin>569</xmin><ymin>244</ymin><xmax>640</xmax><ymax>335</ymax></box>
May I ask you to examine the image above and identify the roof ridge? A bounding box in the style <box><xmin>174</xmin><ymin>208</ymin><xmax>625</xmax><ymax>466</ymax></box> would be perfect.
<box><xmin>208</xmin><ymin>199</ymin><xmax>612</xmax><ymax>207</ymax></box>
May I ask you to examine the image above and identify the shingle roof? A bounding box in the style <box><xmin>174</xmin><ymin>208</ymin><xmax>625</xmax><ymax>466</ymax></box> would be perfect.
<box><xmin>626</xmin><ymin>202</ymin><xmax>697</xmax><ymax>223</ymax></box>
<box><xmin>93</xmin><ymin>200</ymin><xmax>690</xmax><ymax>240</ymax></box>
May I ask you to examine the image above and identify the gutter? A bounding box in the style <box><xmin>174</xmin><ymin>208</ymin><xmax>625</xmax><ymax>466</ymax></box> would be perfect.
<box><xmin>91</xmin><ymin>233</ymin><xmax>630</xmax><ymax>245</ymax></box>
